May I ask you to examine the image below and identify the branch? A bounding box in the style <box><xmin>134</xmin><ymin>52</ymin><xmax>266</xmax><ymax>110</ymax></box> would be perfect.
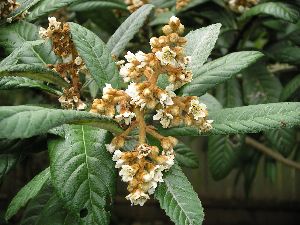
<box><xmin>245</xmin><ymin>136</ymin><xmax>300</xmax><ymax>171</ymax></box>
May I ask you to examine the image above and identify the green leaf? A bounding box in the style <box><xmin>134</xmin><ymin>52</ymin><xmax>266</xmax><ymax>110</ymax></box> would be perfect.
<box><xmin>0</xmin><ymin>105</ymin><xmax>122</xmax><ymax>139</ymax></box>
<box><xmin>0</xmin><ymin>21</ymin><xmax>58</xmax><ymax>65</ymax></box>
<box><xmin>264</xmin><ymin>158</ymin><xmax>277</xmax><ymax>184</ymax></box>
<box><xmin>216</xmin><ymin>78</ymin><xmax>243</xmax><ymax>108</ymax></box>
<box><xmin>174</xmin><ymin>142</ymin><xmax>199</xmax><ymax>168</ymax></box>
<box><xmin>36</xmin><ymin>194</ymin><xmax>81</xmax><ymax>225</ymax></box>
<box><xmin>70</xmin><ymin>1</ymin><xmax>127</xmax><ymax>12</ymax></box>
<box><xmin>107</xmin><ymin>4</ymin><xmax>154</xmax><ymax>57</ymax></box>
<box><xmin>208</xmin><ymin>135</ymin><xmax>243</xmax><ymax>180</ymax></box>
<box><xmin>20</xmin><ymin>184</ymin><xmax>53</xmax><ymax>225</ymax></box>
<box><xmin>0</xmin><ymin>76</ymin><xmax>62</xmax><ymax>95</ymax></box>
<box><xmin>265</xmin><ymin>128</ymin><xmax>297</xmax><ymax>157</ymax></box>
<box><xmin>240</xmin><ymin>2</ymin><xmax>300</xmax><ymax>23</ymax></box>
<box><xmin>243</xmin><ymin>62</ymin><xmax>282</xmax><ymax>105</ymax></box>
<box><xmin>0</xmin><ymin>64</ymin><xmax>68</xmax><ymax>88</ymax></box>
<box><xmin>178</xmin><ymin>0</ymin><xmax>208</xmax><ymax>12</ymax></box>
<box><xmin>160</xmin><ymin>102</ymin><xmax>300</xmax><ymax>136</ymax></box>
<box><xmin>151</xmin><ymin>0</ymin><xmax>175</xmax><ymax>8</ymax></box>
<box><xmin>5</xmin><ymin>168</ymin><xmax>50</xmax><ymax>220</ymax></box>
<box><xmin>180</xmin><ymin>51</ymin><xmax>263</xmax><ymax>96</ymax></box>
<box><xmin>48</xmin><ymin>125</ymin><xmax>116</xmax><ymax>225</ymax></box>
<box><xmin>149</xmin><ymin>11</ymin><xmax>174</xmax><ymax>26</ymax></box>
<box><xmin>267</xmin><ymin>45</ymin><xmax>300</xmax><ymax>65</ymax></box>
<box><xmin>0</xmin><ymin>154</ymin><xmax>18</xmax><ymax>180</ymax></box>
<box><xmin>185</xmin><ymin>23</ymin><xmax>221</xmax><ymax>70</ymax></box>
<box><xmin>69</xmin><ymin>22</ymin><xmax>120</xmax><ymax>89</ymax></box>
<box><xmin>26</xmin><ymin>0</ymin><xmax>80</xmax><ymax>21</ymax></box>
<box><xmin>155</xmin><ymin>163</ymin><xmax>204</xmax><ymax>225</ymax></box>
<box><xmin>20</xmin><ymin>184</ymin><xmax>81</xmax><ymax>225</ymax></box>
<box><xmin>280</xmin><ymin>75</ymin><xmax>300</xmax><ymax>101</ymax></box>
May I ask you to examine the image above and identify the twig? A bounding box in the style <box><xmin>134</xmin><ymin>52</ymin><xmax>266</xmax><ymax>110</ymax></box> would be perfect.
<box><xmin>245</xmin><ymin>136</ymin><xmax>300</xmax><ymax>171</ymax></box>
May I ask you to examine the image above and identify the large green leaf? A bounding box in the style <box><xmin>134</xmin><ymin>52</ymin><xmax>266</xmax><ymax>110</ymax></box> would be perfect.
<box><xmin>20</xmin><ymin>184</ymin><xmax>81</xmax><ymax>225</ymax></box>
<box><xmin>36</xmin><ymin>194</ymin><xmax>81</xmax><ymax>225</ymax></box>
<box><xmin>240</xmin><ymin>2</ymin><xmax>300</xmax><ymax>23</ymax></box>
<box><xmin>0</xmin><ymin>64</ymin><xmax>68</xmax><ymax>88</ymax></box>
<box><xmin>0</xmin><ymin>154</ymin><xmax>18</xmax><ymax>180</ymax></box>
<box><xmin>0</xmin><ymin>106</ymin><xmax>122</xmax><ymax>139</ymax></box>
<box><xmin>155</xmin><ymin>163</ymin><xmax>204</xmax><ymax>225</ymax></box>
<box><xmin>280</xmin><ymin>75</ymin><xmax>300</xmax><ymax>101</ymax></box>
<box><xmin>243</xmin><ymin>62</ymin><xmax>282</xmax><ymax>105</ymax></box>
<box><xmin>0</xmin><ymin>21</ymin><xmax>57</xmax><ymax>65</ymax></box>
<box><xmin>180</xmin><ymin>51</ymin><xmax>263</xmax><ymax>96</ymax></box>
<box><xmin>20</xmin><ymin>184</ymin><xmax>53</xmax><ymax>225</ymax></box>
<box><xmin>185</xmin><ymin>23</ymin><xmax>221</xmax><ymax>71</ymax></box>
<box><xmin>216</xmin><ymin>78</ymin><xmax>243</xmax><ymax>108</ymax></box>
<box><xmin>159</xmin><ymin>102</ymin><xmax>300</xmax><ymax>136</ymax></box>
<box><xmin>70</xmin><ymin>1</ymin><xmax>127</xmax><ymax>12</ymax></box>
<box><xmin>26</xmin><ymin>0</ymin><xmax>80</xmax><ymax>21</ymax></box>
<box><xmin>0</xmin><ymin>76</ymin><xmax>62</xmax><ymax>95</ymax></box>
<box><xmin>69</xmin><ymin>22</ymin><xmax>120</xmax><ymax>89</ymax></box>
<box><xmin>208</xmin><ymin>135</ymin><xmax>243</xmax><ymax>180</ymax></box>
<box><xmin>174</xmin><ymin>142</ymin><xmax>199</xmax><ymax>168</ymax></box>
<box><xmin>107</xmin><ymin>4</ymin><xmax>154</xmax><ymax>57</ymax></box>
<box><xmin>265</xmin><ymin>128</ymin><xmax>297</xmax><ymax>157</ymax></box>
<box><xmin>48</xmin><ymin>125</ymin><xmax>116</xmax><ymax>225</ymax></box>
<box><xmin>200</xmin><ymin>93</ymin><xmax>222</xmax><ymax>111</ymax></box>
<box><xmin>5</xmin><ymin>168</ymin><xmax>50</xmax><ymax>220</ymax></box>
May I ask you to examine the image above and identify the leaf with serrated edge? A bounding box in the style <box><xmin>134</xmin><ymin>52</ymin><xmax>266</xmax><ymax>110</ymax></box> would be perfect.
<box><xmin>208</xmin><ymin>135</ymin><xmax>242</xmax><ymax>180</ymax></box>
<box><xmin>5</xmin><ymin>168</ymin><xmax>50</xmax><ymax>220</ymax></box>
<box><xmin>48</xmin><ymin>125</ymin><xmax>116</xmax><ymax>225</ymax></box>
<box><xmin>159</xmin><ymin>102</ymin><xmax>300</xmax><ymax>136</ymax></box>
<box><xmin>155</xmin><ymin>163</ymin><xmax>204</xmax><ymax>225</ymax></box>
<box><xmin>107</xmin><ymin>4</ymin><xmax>154</xmax><ymax>57</ymax></box>
<box><xmin>240</xmin><ymin>2</ymin><xmax>300</xmax><ymax>23</ymax></box>
<box><xmin>70</xmin><ymin>1</ymin><xmax>127</xmax><ymax>12</ymax></box>
<box><xmin>0</xmin><ymin>105</ymin><xmax>122</xmax><ymax>139</ymax></box>
<box><xmin>69</xmin><ymin>22</ymin><xmax>120</xmax><ymax>89</ymax></box>
<box><xmin>280</xmin><ymin>75</ymin><xmax>300</xmax><ymax>101</ymax></box>
<box><xmin>185</xmin><ymin>23</ymin><xmax>221</xmax><ymax>71</ymax></box>
<box><xmin>174</xmin><ymin>143</ymin><xmax>199</xmax><ymax>168</ymax></box>
<box><xmin>26</xmin><ymin>0</ymin><xmax>81</xmax><ymax>21</ymax></box>
<box><xmin>0</xmin><ymin>64</ymin><xmax>68</xmax><ymax>88</ymax></box>
<box><xmin>180</xmin><ymin>51</ymin><xmax>263</xmax><ymax>96</ymax></box>
<box><xmin>0</xmin><ymin>21</ymin><xmax>57</xmax><ymax>65</ymax></box>
<box><xmin>0</xmin><ymin>76</ymin><xmax>62</xmax><ymax>95</ymax></box>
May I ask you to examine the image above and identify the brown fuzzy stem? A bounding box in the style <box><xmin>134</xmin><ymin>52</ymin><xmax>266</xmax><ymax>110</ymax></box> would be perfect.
<box><xmin>135</xmin><ymin>109</ymin><xmax>146</xmax><ymax>144</ymax></box>
<box><xmin>146</xmin><ymin>126</ymin><xmax>165</xmax><ymax>141</ymax></box>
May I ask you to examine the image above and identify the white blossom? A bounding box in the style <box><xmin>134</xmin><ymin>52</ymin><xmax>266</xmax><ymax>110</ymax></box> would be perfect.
<box><xmin>159</xmin><ymin>93</ymin><xmax>174</xmax><ymax>107</ymax></box>
<box><xmin>112</xmin><ymin>150</ymin><xmax>124</xmax><ymax>168</ymax></box>
<box><xmin>126</xmin><ymin>190</ymin><xmax>150</xmax><ymax>206</ymax></box>
<box><xmin>188</xmin><ymin>99</ymin><xmax>207</xmax><ymax>120</ymax></box>
<box><xmin>115</xmin><ymin>111</ymin><xmax>136</xmax><ymax>125</ymax></box>
<box><xmin>137</xmin><ymin>144</ymin><xmax>151</xmax><ymax>159</ymax></box>
<box><xmin>39</xmin><ymin>27</ymin><xmax>48</xmax><ymax>39</ymax></box>
<box><xmin>153</xmin><ymin>109</ymin><xmax>174</xmax><ymax>128</ymax></box>
<box><xmin>105</xmin><ymin>143</ymin><xmax>116</xmax><ymax>154</ymax></box>
<box><xmin>155</xmin><ymin>46</ymin><xmax>177</xmax><ymax>66</ymax></box>
<box><xmin>48</xmin><ymin>17</ymin><xmax>61</xmax><ymax>31</ymax></box>
<box><xmin>74</xmin><ymin>56</ymin><xmax>83</xmax><ymax>65</ymax></box>
<box><xmin>103</xmin><ymin>83</ymin><xmax>113</xmax><ymax>96</ymax></box>
<box><xmin>170</xmin><ymin>16</ymin><xmax>180</xmax><ymax>24</ymax></box>
<box><xmin>119</xmin><ymin>165</ymin><xmax>136</xmax><ymax>182</ymax></box>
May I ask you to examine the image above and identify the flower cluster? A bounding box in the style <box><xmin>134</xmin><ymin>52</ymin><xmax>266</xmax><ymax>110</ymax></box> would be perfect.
<box><xmin>124</xmin><ymin>0</ymin><xmax>191</xmax><ymax>12</ymax></box>
<box><xmin>228</xmin><ymin>0</ymin><xmax>259</xmax><ymax>13</ymax></box>
<box><xmin>39</xmin><ymin>17</ymin><xmax>86</xmax><ymax>110</ymax></box>
<box><xmin>0</xmin><ymin>0</ymin><xmax>19</xmax><ymax>21</ymax></box>
<box><xmin>91</xmin><ymin>17</ymin><xmax>212</xmax><ymax>206</ymax></box>
<box><xmin>176</xmin><ymin>0</ymin><xmax>190</xmax><ymax>10</ymax></box>
<box><xmin>124</xmin><ymin>0</ymin><xmax>149</xmax><ymax>12</ymax></box>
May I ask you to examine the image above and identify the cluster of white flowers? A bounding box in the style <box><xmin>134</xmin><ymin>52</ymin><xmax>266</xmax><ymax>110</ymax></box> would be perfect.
<box><xmin>92</xmin><ymin>16</ymin><xmax>213</xmax><ymax>206</ymax></box>
<box><xmin>109</xmin><ymin>143</ymin><xmax>175</xmax><ymax>206</ymax></box>
<box><xmin>0</xmin><ymin>0</ymin><xmax>19</xmax><ymax>21</ymax></box>
<box><xmin>39</xmin><ymin>17</ymin><xmax>61</xmax><ymax>39</ymax></box>
<box><xmin>228</xmin><ymin>0</ymin><xmax>259</xmax><ymax>13</ymax></box>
